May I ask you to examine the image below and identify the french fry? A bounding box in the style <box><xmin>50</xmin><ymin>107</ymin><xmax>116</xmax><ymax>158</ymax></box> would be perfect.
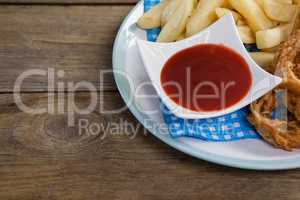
<box><xmin>222</xmin><ymin>1</ymin><xmax>234</xmax><ymax>9</ymax></box>
<box><xmin>228</xmin><ymin>0</ymin><xmax>275</xmax><ymax>32</ymax></box>
<box><xmin>256</xmin><ymin>0</ymin><xmax>292</xmax><ymax>10</ymax></box>
<box><xmin>176</xmin><ymin>32</ymin><xmax>186</xmax><ymax>41</ymax></box>
<box><xmin>291</xmin><ymin>1</ymin><xmax>300</xmax><ymax>31</ymax></box>
<box><xmin>186</xmin><ymin>0</ymin><xmax>228</xmax><ymax>37</ymax></box>
<box><xmin>137</xmin><ymin>0</ymin><xmax>298</xmax><ymax>50</ymax></box>
<box><xmin>277</xmin><ymin>0</ymin><xmax>293</xmax><ymax>3</ymax></box>
<box><xmin>256</xmin><ymin>23</ymin><xmax>293</xmax><ymax>49</ymax></box>
<box><xmin>237</xmin><ymin>26</ymin><xmax>256</xmax><ymax>44</ymax></box>
<box><xmin>262</xmin><ymin>45</ymin><xmax>280</xmax><ymax>52</ymax></box>
<box><xmin>254</xmin><ymin>0</ymin><xmax>264</xmax><ymax>8</ymax></box>
<box><xmin>250</xmin><ymin>52</ymin><xmax>275</xmax><ymax>68</ymax></box>
<box><xmin>137</xmin><ymin>0</ymin><xmax>171</xmax><ymax>29</ymax></box>
<box><xmin>236</xmin><ymin>20</ymin><xmax>247</xmax><ymax>26</ymax></box>
<box><xmin>215</xmin><ymin>7</ymin><xmax>243</xmax><ymax>23</ymax></box>
<box><xmin>157</xmin><ymin>0</ymin><xmax>195</xmax><ymax>42</ymax></box>
<box><xmin>161</xmin><ymin>0</ymin><xmax>182</xmax><ymax>27</ymax></box>
<box><xmin>263</xmin><ymin>0</ymin><xmax>297</xmax><ymax>22</ymax></box>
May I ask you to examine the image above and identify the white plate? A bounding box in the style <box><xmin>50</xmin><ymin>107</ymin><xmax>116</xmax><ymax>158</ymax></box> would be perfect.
<box><xmin>113</xmin><ymin>0</ymin><xmax>300</xmax><ymax>170</ymax></box>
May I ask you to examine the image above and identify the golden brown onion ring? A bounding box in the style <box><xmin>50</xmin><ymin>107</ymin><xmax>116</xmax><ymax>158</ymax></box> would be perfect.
<box><xmin>248</xmin><ymin>30</ymin><xmax>300</xmax><ymax>151</ymax></box>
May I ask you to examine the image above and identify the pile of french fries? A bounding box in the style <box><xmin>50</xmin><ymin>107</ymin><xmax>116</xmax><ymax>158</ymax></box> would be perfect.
<box><xmin>137</xmin><ymin>0</ymin><xmax>300</xmax><ymax>69</ymax></box>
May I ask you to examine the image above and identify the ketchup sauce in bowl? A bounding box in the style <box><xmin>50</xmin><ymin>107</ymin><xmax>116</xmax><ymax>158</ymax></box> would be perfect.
<box><xmin>137</xmin><ymin>15</ymin><xmax>282</xmax><ymax>119</ymax></box>
<box><xmin>160</xmin><ymin>44</ymin><xmax>252</xmax><ymax>112</ymax></box>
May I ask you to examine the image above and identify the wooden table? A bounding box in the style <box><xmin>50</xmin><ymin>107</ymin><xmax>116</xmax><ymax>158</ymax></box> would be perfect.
<box><xmin>1</xmin><ymin>0</ymin><xmax>300</xmax><ymax>199</ymax></box>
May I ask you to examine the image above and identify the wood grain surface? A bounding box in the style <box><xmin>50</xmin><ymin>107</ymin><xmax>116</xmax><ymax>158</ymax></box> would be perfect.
<box><xmin>0</xmin><ymin>5</ymin><xmax>132</xmax><ymax>92</ymax></box>
<box><xmin>1</xmin><ymin>93</ymin><xmax>300</xmax><ymax>200</ymax></box>
<box><xmin>1</xmin><ymin>0</ymin><xmax>300</xmax><ymax>200</ymax></box>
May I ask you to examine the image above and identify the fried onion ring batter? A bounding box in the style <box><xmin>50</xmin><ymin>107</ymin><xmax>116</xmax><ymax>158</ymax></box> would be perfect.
<box><xmin>248</xmin><ymin>31</ymin><xmax>300</xmax><ymax>151</ymax></box>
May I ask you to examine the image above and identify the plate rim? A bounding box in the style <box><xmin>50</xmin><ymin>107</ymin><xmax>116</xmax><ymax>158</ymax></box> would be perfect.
<box><xmin>112</xmin><ymin>0</ymin><xmax>300</xmax><ymax>170</ymax></box>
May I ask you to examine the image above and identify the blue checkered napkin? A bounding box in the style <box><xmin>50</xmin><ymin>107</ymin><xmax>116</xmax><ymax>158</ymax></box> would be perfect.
<box><xmin>144</xmin><ymin>0</ymin><xmax>161</xmax><ymax>41</ymax></box>
<box><xmin>144</xmin><ymin>0</ymin><xmax>260</xmax><ymax>141</ymax></box>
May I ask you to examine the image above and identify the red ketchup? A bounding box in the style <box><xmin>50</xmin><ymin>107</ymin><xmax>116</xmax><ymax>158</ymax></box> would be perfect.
<box><xmin>160</xmin><ymin>44</ymin><xmax>252</xmax><ymax>112</ymax></box>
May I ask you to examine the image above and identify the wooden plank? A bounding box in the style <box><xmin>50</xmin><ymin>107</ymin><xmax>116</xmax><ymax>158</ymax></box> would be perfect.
<box><xmin>0</xmin><ymin>0</ymin><xmax>138</xmax><ymax>3</ymax></box>
<box><xmin>0</xmin><ymin>5</ymin><xmax>133</xmax><ymax>92</ymax></box>
<box><xmin>1</xmin><ymin>92</ymin><xmax>300</xmax><ymax>199</ymax></box>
